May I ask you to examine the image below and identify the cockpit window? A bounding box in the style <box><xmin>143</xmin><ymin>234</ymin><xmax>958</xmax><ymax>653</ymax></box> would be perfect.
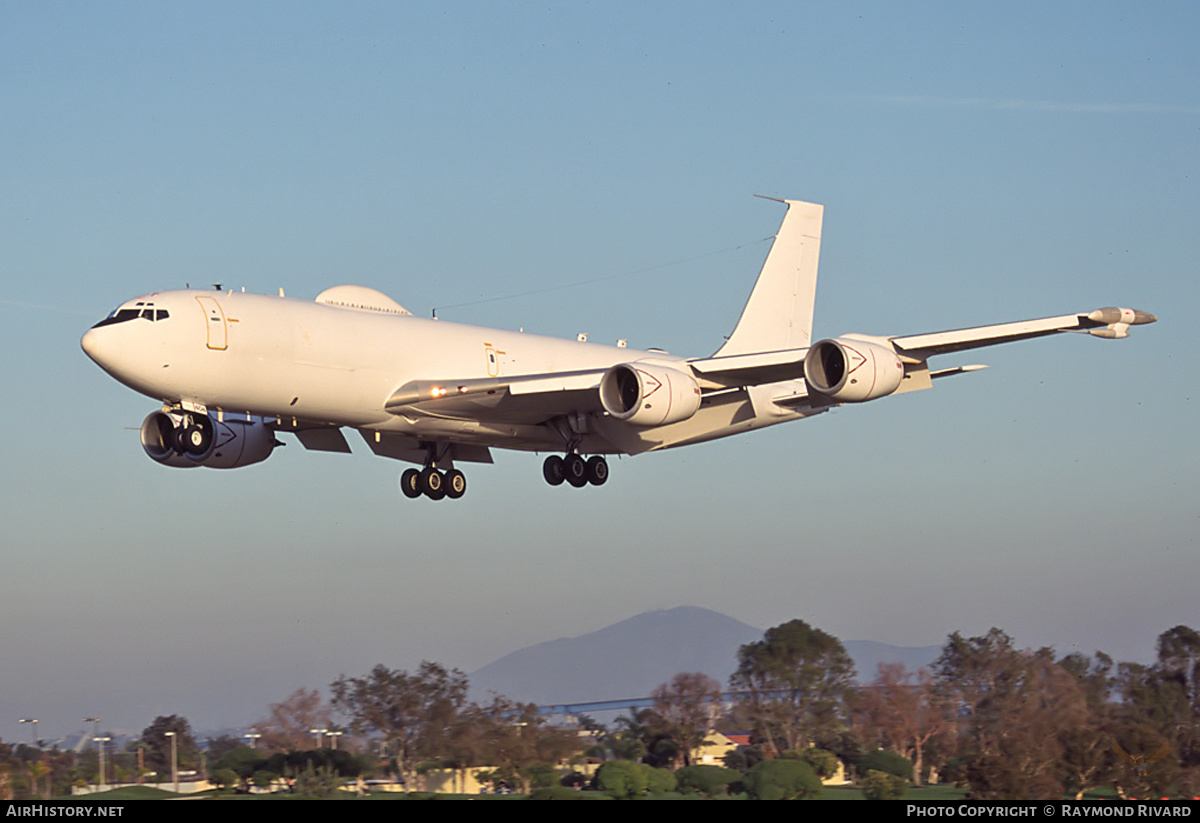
<box><xmin>91</xmin><ymin>304</ymin><xmax>170</xmax><ymax>328</ymax></box>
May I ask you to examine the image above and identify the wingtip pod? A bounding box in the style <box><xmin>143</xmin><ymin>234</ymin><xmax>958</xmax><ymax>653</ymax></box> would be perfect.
<box><xmin>1087</xmin><ymin>307</ymin><xmax>1156</xmax><ymax>325</ymax></box>
<box><xmin>1085</xmin><ymin>307</ymin><xmax>1157</xmax><ymax>339</ymax></box>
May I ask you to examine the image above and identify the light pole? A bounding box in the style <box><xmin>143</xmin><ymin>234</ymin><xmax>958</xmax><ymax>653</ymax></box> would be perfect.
<box><xmin>327</xmin><ymin>730</ymin><xmax>343</xmax><ymax>750</ymax></box>
<box><xmin>83</xmin><ymin>718</ymin><xmax>102</xmax><ymax>790</ymax></box>
<box><xmin>310</xmin><ymin>727</ymin><xmax>328</xmax><ymax>748</ymax></box>
<box><xmin>243</xmin><ymin>731</ymin><xmax>262</xmax><ymax>749</ymax></box>
<box><xmin>164</xmin><ymin>731</ymin><xmax>178</xmax><ymax>793</ymax></box>
<box><xmin>94</xmin><ymin>736</ymin><xmax>111</xmax><ymax>790</ymax></box>
<box><xmin>19</xmin><ymin>718</ymin><xmax>39</xmax><ymax>746</ymax></box>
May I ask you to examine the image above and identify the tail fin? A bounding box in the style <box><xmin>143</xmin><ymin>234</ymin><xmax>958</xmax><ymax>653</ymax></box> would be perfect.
<box><xmin>714</xmin><ymin>198</ymin><xmax>823</xmax><ymax>357</ymax></box>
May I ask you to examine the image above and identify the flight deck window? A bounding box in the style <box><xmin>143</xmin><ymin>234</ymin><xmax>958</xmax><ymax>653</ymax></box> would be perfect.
<box><xmin>91</xmin><ymin>307</ymin><xmax>167</xmax><ymax>328</ymax></box>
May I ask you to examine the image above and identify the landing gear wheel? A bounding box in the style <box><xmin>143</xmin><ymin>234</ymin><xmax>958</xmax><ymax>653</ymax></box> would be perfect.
<box><xmin>400</xmin><ymin>468</ymin><xmax>422</xmax><ymax>499</ymax></box>
<box><xmin>420</xmin><ymin>467</ymin><xmax>445</xmax><ymax>500</ymax></box>
<box><xmin>444</xmin><ymin>469</ymin><xmax>466</xmax><ymax>499</ymax></box>
<box><xmin>564</xmin><ymin>454</ymin><xmax>588</xmax><ymax>488</ymax></box>
<box><xmin>585</xmin><ymin>455</ymin><xmax>609</xmax><ymax>486</ymax></box>
<box><xmin>185</xmin><ymin>425</ymin><xmax>207</xmax><ymax>452</ymax></box>
<box><xmin>543</xmin><ymin>455</ymin><xmax>565</xmax><ymax>486</ymax></box>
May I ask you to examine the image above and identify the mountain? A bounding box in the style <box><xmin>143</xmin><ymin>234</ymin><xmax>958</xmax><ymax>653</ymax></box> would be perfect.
<box><xmin>469</xmin><ymin>606</ymin><xmax>940</xmax><ymax>706</ymax></box>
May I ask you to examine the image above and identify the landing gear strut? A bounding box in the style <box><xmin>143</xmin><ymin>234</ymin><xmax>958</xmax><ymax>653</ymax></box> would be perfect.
<box><xmin>543</xmin><ymin>454</ymin><xmax>608</xmax><ymax>488</ymax></box>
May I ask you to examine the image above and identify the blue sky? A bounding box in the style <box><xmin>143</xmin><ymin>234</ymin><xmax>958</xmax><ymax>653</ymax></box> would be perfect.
<box><xmin>2</xmin><ymin>1</ymin><xmax>1196</xmax><ymax>741</ymax></box>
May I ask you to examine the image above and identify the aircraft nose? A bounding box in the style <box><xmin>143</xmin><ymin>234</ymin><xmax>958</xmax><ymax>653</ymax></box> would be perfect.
<box><xmin>81</xmin><ymin>326</ymin><xmax>114</xmax><ymax>368</ymax></box>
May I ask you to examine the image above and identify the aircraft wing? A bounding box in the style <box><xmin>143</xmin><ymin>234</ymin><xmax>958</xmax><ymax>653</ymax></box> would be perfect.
<box><xmin>890</xmin><ymin>307</ymin><xmax>1157</xmax><ymax>359</ymax></box>
<box><xmin>382</xmin><ymin>308</ymin><xmax>1155</xmax><ymax>424</ymax></box>
<box><xmin>689</xmin><ymin>306</ymin><xmax>1156</xmax><ymax>388</ymax></box>
<box><xmin>384</xmin><ymin>369</ymin><xmax>607</xmax><ymax>423</ymax></box>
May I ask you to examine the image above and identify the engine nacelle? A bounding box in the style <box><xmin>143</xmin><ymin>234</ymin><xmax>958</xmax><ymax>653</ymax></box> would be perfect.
<box><xmin>600</xmin><ymin>362</ymin><xmax>702</xmax><ymax>427</ymax></box>
<box><xmin>140</xmin><ymin>411</ymin><xmax>276</xmax><ymax>469</ymax></box>
<box><xmin>804</xmin><ymin>336</ymin><xmax>904</xmax><ymax>402</ymax></box>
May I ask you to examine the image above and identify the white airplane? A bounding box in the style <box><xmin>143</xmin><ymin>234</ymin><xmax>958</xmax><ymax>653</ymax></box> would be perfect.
<box><xmin>81</xmin><ymin>198</ymin><xmax>1156</xmax><ymax>500</ymax></box>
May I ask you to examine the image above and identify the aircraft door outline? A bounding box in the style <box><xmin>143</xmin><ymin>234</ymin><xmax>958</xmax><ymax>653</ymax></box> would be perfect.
<box><xmin>196</xmin><ymin>296</ymin><xmax>228</xmax><ymax>350</ymax></box>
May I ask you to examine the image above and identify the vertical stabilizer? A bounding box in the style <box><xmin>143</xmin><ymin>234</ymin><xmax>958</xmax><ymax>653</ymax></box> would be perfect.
<box><xmin>715</xmin><ymin>198</ymin><xmax>823</xmax><ymax>357</ymax></box>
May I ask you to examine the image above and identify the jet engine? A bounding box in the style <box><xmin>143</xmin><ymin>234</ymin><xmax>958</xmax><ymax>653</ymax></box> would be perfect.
<box><xmin>140</xmin><ymin>411</ymin><xmax>277</xmax><ymax>469</ymax></box>
<box><xmin>600</xmin><ymin>362</ymin><xmax>702</xmax><ymax>427</ymax></box>
<box><xmin>804</xmin><ymin>336</ymin><xmax>905</xmax><ymax>403</ymax></box>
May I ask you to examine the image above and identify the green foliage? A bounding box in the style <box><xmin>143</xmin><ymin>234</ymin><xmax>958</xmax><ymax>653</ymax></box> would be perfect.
<box><xmin>211</xmin><ymin>745</ymin><xmax>266</xmax><ymax>783</ymax></box>
<box><xmin>529</xmin><ymin>785</ymin><xmax>589</xmax><ymax>800</ymax></box>
<box><xmin>862</xmin><ymin>768</ymin><xmax>908</xmax><ymax>800</ymax></box>
<box><xmin>264</xmin><ymin>748</ymin><xmax>362</xmax><ymax>778</ymax></box>
<box><xmin>560</xmin><ymin>770</ymin><xmax>589</xmax><ymax>788</ymax></box>
<box><xmin>209</xmin><ymin>768</ymin><xmax>238</xmax><ymax>792</ymax></box>
<box><xmin>292</xmin><ymin>764</ymin><xmax>342</xmax><ymax>798</ymax></box>
<box><xmin>643</xmin><ymin>765</ymin><xmax>676</xmax><ymax>795</ymax></box>
<box><xmin>330</xmin><ymin>661</ymin><xmax>468</xmax><ymax>777</ymax></box>
<box><xmin>139</xmin><ymin>715</ymin><xmax>199</xmax><ymax>777</ymax></box>
<box><xmin>730</xmin><ymin>619</ymin><xmax>856</xmax><ymax>755</ymax></box>
<box><xmin>592</xmin><ymin>760</ymin><xmax>674</xmax><ymax>798</ymax></box>
<box><xmin>743</xmin><ymin>758</ymin><xmax>822</xmax><ymax>800</ymax></box>
<box><xmin>674</xmin><ymin>764</ymin><xmax>741</xmax><ymax>797</ymax></box>
<box><xmin>525</xmin><ymin>762</ymin><xmax>560</xmax><ymax>789</ymax></box>
<box><xmin>855</xmin><ymin>749</ymin><xmax>913</xmax><ymax>781</ymax></box>
<box><xmin>722</xmin><ymin>744</ymin><xmax>764</xmax><ymax>772</ymax></box>
<box><xmin>595</xmin><ymin>760</ymin><xmax>646</xmax><ymax>799</ymax></box>
<box><xmin>796</xmin><ymin>747</ymin><xmax>839</xmax><ymax>779</ymax></box>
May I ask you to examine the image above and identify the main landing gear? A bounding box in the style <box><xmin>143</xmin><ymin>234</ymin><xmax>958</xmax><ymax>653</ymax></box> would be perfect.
<box><xmin>400</xmin><ymin>466</ymin><xmax>467</xmax><ymax>500</ymax></box>
<box><xmin>543</xmin><ymin>454</ymin><xmax>608</xmax><ymax>488</ymax></box>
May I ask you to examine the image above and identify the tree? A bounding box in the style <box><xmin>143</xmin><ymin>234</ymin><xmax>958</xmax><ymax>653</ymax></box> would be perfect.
<box><xmin>595</xmin><ymin>759</ymin><xmax>647</xmax><ymax>799</ymax></box>
<box><xmin>650</xmin><ymin>672</ymin><xmax>723</xmax><ymax>768</ymax></box>
<box><xmin>210</xmin><ymin>745</ymin><xmax>267</xmax><ymax>792</ymax></box>
<box><xmin>729</xmin><ymin>619</ymin><xmax>856</xmax><ymax>756</ymax></box>
<box><xmin>139</xmin><ymin>715</ymin><xmax>199</xmax><ymax>781</ymax></box>
<box><xmin>26</xmin><ymin>760</ymin><xmax>49</xmax><ymax>800</ymax></box>
<box><xmin>743</xmin><ymin>758</ymin><xmax>822</xmax><ymax>800</ymax></box>
<box><xmin>862</xmin><ymin>769</ymin><xmax>908</xmax><ymax>800</ymax></box>
<box><xmin>1057</xmin><ymin>652</ymin><xmax>1123</xmax><ymax>799</ymax></box>
<box><xmin>330</xmin><ymin>661</ymin><xmax>468</xmax><ymax>781</ymax></box>
<box><xmin>856</xmin><ymin>663</ymin><xmax>952</xmax><ymax>785</ymax></box>
<box><xmin>797</xmin><ymin>747</ymin><xmax>839</xmax><ymax>780</ymax></box>
<box><xmin>1154</xmin><ymin>626</ymin><xmax>1200</xmax><ymax>767</ymax></box>
<box><xmin>594</xmin><ymin>760</ymin><xmax>675</xmax><ymax>799</ymax></box>
<box><xmin>468</xmin><ymin>695</ymin><xmax>581</xmax><ymax>794</ymax></box>
<box><xmin>934</xmin><ymin>630</ymin><xmax>1091</xmax><ymax>800</ymax></box>
<box><xmin>256</xmin><ymin>687</ymin><xmax>334</xmax><ymax>753</ymax></box>
<box><xmin>675</xmin><ymin>764</ymin><xmax>741</xmax><ymax>797</ymax></box>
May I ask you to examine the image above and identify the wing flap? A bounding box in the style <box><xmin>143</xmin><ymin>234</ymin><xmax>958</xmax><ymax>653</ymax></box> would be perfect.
<box><xmin>385</xmin><ymin>369</ymin><xmax>605</xmax><ymax>423</ymax></box>
<box><xmin>292</xmin><ymin>426</ymin><xmax>352</xmax><ymax>453</ymax></box>
<box><xmin>688</xmin><ymin>347</ymin><xmax>808</xmax><ymax>387</ymax></box>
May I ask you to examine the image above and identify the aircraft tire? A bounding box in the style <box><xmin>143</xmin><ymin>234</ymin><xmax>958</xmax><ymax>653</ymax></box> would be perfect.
<box><xmin>445</xmin><ymin>469</ymin><xmax>466</xmax><ymax>499</ymax></box>
<box><xmin>421</xmin><ymin>467</ymin><xmax>445</xmax><ymax>500</ymax></box>
<box><xmin>585</xmin><ymin>456</ymin><xmax>608</xmax><ymax>486</ymax></box>
<box><xmin>543</xmin><ymin>455</ymin><xmax>565</xmax><ymax>486</ymax></box>
<box><xmin>400</xmin><ymin>468</ymin><xmax>422</xmax><ymax>499</ymax></box>
<box><xmin>565</xmin><ymin>454</ymin><xmax>588</xmax><ymax>488</ymax></box>
<box><xmin>171</xmin><ymin>426</ymin><xmax>190</xmax><ymax>454</ymax></box>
